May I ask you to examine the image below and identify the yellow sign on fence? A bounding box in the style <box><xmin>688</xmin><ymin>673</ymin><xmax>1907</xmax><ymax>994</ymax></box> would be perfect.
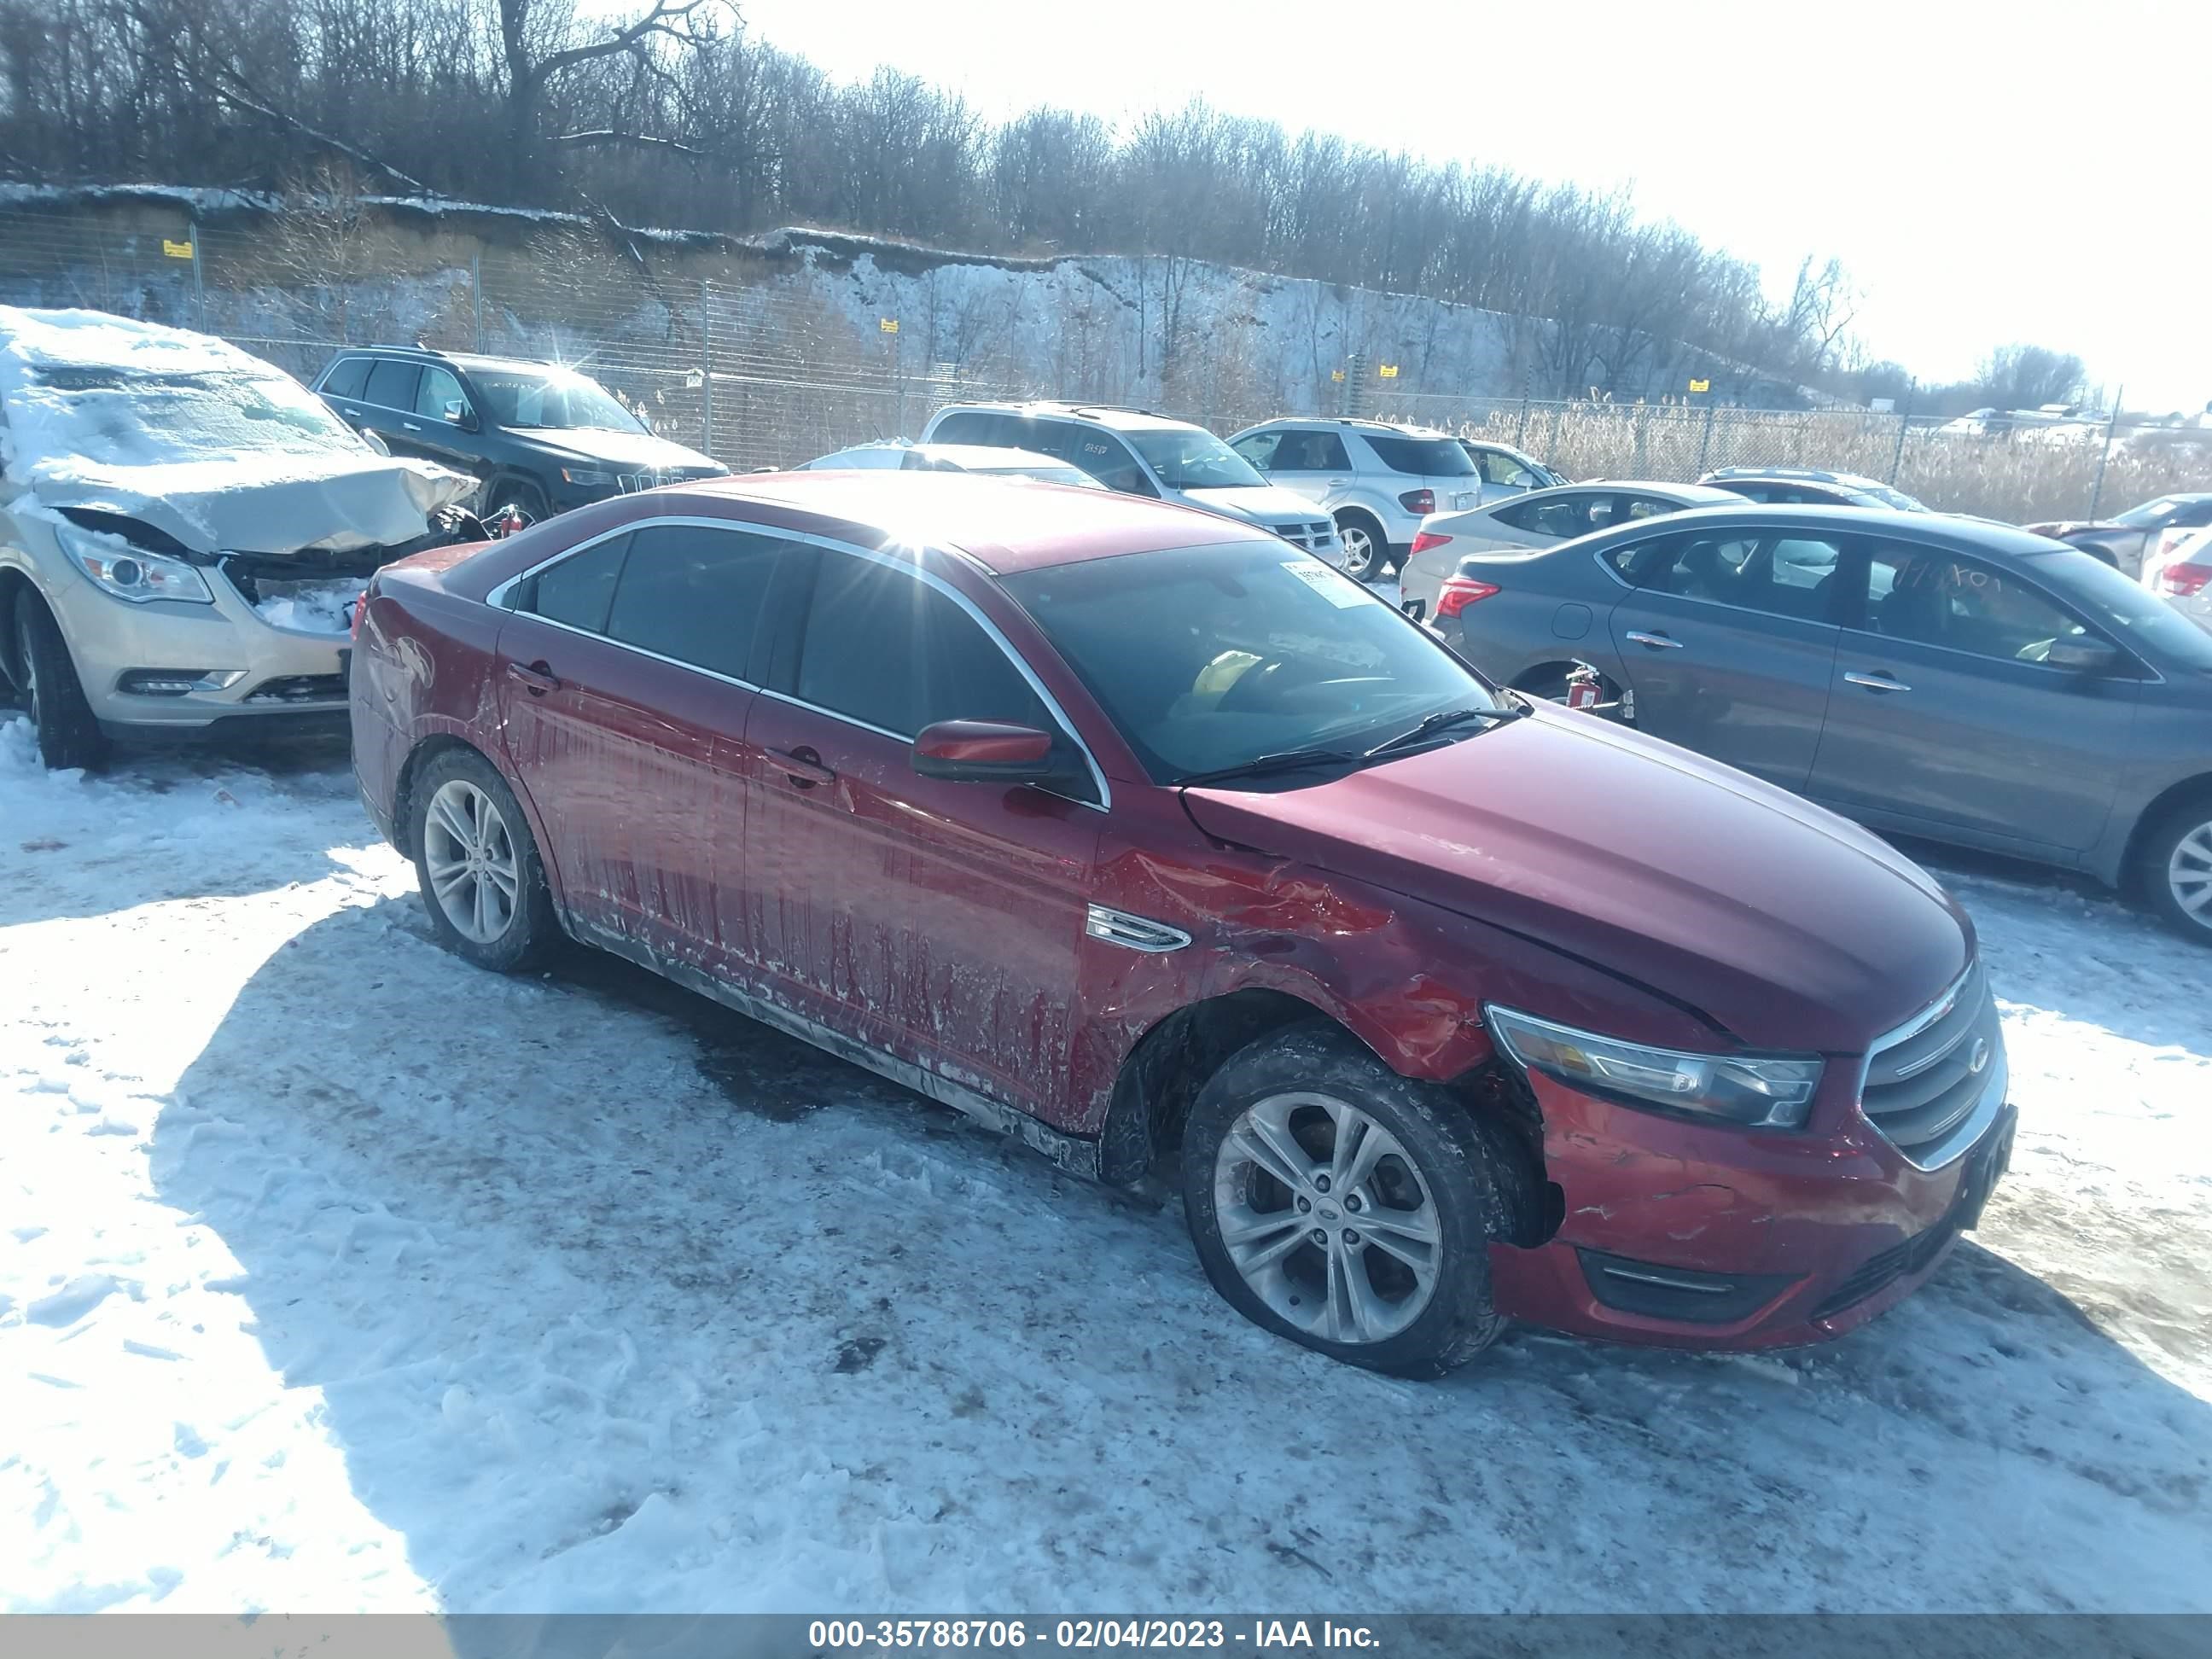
<box><xmin>1330</xmin><ymin>370</ymin><xmax>1345</xmax><ymax>382</ymax></box>
<box><xmin>162</xmin><ymin>239</ymin><xmax>195</xmax><ymax>260</ymax></box>
<box><xmin>879</xmin><ymin>317</ymin><xmax>899</xmax><ymax>334</ymax></box>
<box><xmin>1688</xmin><ymin>377</ymin><xmax>1711</xmax><ymax>393</ymax></box>
<box><xmin>1378</xmin><ymin>364</ymin><xmax>1400</xmax><ymax>379</ymax></box>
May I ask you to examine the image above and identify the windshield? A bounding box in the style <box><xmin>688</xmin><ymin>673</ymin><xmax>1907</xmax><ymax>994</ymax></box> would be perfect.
<box><xmin>2034</xmin><ymin>549</ymin><xmax>2212</xmax><ymax>672</ymax></box>
<box><xmin>982</xmin><ymin>463</ymin><xmax>1103</xmax><ymax>488</ymax></box>
<box><xmin>1001</xmin><ymin>540</ymin><xmax>1501</xmax><ymax>784</ymax></box>
<box><xmin>15</xmin><ymin>364</ymin><xmax>367</xmax><ymax>464</ymax></box>
<box><xmin>1125</xmin><ymin>428</ymin><xmax>1266</xmax><ymax>491</ymax></box>
<box><xmin>2115</xmin><ymin>496</ymin><xmax>2190</xmax><ymax>528</ymax></box>
<box><xmin>467</xmin><ymin>367</ymin><xmax>644</xmax><ymax>434</ymax></box>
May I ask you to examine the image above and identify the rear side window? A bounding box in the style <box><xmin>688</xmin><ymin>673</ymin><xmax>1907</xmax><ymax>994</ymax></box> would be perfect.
<box><xmin>1032</xmin><ymin>423</ymin><xmax>1155</xmax><ymax>495</ymax></box>
<box><xmin>320</xmin><ymin>358</ymin><xmax>370</xmax><ymax>399</ymax></box>
<box><xmin>1360</xmin><ymin>434</ymin><xmax>1476</xmax><ymax>477</ymax></box>
<box><xmin>1497</xmin><ymin>492</ymin><xmax>1609</xmax><ymax>539</ymax></box>
<box><xmin>797</xmin><ymin>554</ymin><xmax>1053</xmax><ymax>741</ymax></box>
<box><xmin>1472</xmin><ymin>448</ymin><xmax>1543</xmax><ymax>487</ymax></box>
<box><xmin>524</xmin><ymin>534</ymin><xmax>631</xmax><ymax>633</ymax></box>
<box><xmin>602</xmin><ymin>524</ymin><xmax>788</xmax><ymax>681</ymax></box>
<box><xmin>363</xmin><ymin>360</ymin><xmax>420</xmax><ymax>410</ymax></box>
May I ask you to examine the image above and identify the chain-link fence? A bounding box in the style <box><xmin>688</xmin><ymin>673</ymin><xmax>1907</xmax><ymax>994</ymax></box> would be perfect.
<box><xmin>4</xmin><ymin>196</ymin><xmax>2208</xmax><ymax>523</ymax></box>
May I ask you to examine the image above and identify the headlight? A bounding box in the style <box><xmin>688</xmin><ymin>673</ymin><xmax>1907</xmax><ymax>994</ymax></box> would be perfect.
<box><xmin>1485</xmin><ymin>1004</ymin><xmax>1822</xmax><ymax>1128</ymax></box>
<box><xmin>560</xmin><ymin>467</ymin><xmax>614</xmax><ymax>486</ymax></box>
<box><xmin>59</xmin><ymin>526</ymin><xmax>215</xmax><ymax>605</ymax></box>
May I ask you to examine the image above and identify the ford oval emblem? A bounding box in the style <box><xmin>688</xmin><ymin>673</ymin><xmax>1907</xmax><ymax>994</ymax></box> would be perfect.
<box><xmin>1967</xmin><ymin>1038</ymin><xmax>1990</xmax><ymax>1075</ymax></box>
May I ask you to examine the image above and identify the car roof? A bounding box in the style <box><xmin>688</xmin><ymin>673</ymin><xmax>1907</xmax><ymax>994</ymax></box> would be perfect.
<box><xmin>938</xmin><ymin>400</ymin><xmax>1197</xmax><ymax>434</ymax></box>
<box><xmin>1521</xmin><ymin>479</ymin><xmax>1743</xmax><ymax>503</ymax></box>
<box><xmin>661</xmin><ymin>469</ymin><xmax>1278</xmax><ymax>573</ymax></box>
<box><xmin>1703</xmin><ymin>466</ymin><xmax>1886</xmax><ymax>490</ymax></box>
<box><xmin>337</xmin><ymin>345</ymin><xmax>578</xmax><ymax>378</ymax></box>
<box><xmin>1244</xmin><ymin>417</ymin><xmax>1461</xmax><ymax>439</ymax></box>
<box><xmin>1615</xmin><ymin>501</ymin><xmax>2067</xmax><ymax>556</ymax></box>
<box><xmin>915</xmin><ymin>444</ymin><xmax>1081</xmax><ymax>470</ymax></box>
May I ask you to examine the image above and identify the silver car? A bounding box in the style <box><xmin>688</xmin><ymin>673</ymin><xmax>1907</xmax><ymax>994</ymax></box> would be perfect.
<box><xmin>1227</xmin><ymin>418</ymin><xmax>1483</xmax><ymax>581</ymax></box>
<box><xmin>1397</xmin><ymin>480</ymin><xmax>1744</xmax><ymax>619</ymax></box>
<box><xmin>0</xmin><ymin>306</ymin><xmax>474</xmax><ymax>769</ymax></box>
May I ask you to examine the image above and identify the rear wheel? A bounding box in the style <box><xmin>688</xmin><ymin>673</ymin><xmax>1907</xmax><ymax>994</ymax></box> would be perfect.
<box><xmin>1181</xmin><ymin>1023</ymin><xmax>1535</xmax><ymax>1376</ymax></box>
<box><xmin>2138</xmin><ymin>801</ymin><xmax>2212</xmax><ymax>943</ymax></box>
<box><xmin>408</xmin><ymin>747</ymin><xmax>560</xmax><ymax>972</ymax></box>
<box><xmin>13</xmin><ymin>594</ymin><xmax>107</xmax><ymax>771</ymax></box>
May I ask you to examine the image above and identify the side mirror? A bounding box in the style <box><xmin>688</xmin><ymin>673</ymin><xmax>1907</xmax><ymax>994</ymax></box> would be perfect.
<box><xmin>444</xmin><ymin>400</ymin><xmax>477</xmax><ymax>431</ymax></box>
<box><xmin>2046</xmin><ymin>637</ymin><xmax>2121</xmax><ymax>675</ymax></box>
<box><xmin>911</xmin><ymin>720</ymin><xmax>1057</xmax><ymax>783</ymax></box>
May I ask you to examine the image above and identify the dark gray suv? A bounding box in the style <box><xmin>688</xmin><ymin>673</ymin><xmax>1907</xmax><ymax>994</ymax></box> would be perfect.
<box><xmin>312</xmin><ymin>347</ymin><xmax>725</xmax><ymax>520</ymax></box>
<box><xmin>1425</xmin><ymin>503</ymin><xmax>2212</xmax><ymax>940</ymax></box>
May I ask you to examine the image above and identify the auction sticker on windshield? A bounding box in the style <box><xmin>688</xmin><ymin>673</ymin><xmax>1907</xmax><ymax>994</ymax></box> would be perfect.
<box><xmin>1280</xmin><ymin>557</ymin><xmax>1371</xmax><ymax>608</ymax></box>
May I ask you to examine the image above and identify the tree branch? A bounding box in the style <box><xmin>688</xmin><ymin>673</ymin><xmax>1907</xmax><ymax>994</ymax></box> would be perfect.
<box><xmin>531</xmin><ymin>0</ymin><xmax>710</xmax><ymax>86</ymax></box>
<box><xmin>553</xmin><ymin>130</ymin><xmax>705</xmax><ymax>160</ymax></box>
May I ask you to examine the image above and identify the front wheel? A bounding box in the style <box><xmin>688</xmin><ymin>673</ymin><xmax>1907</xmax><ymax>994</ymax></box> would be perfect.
<box><xmin>1334</xmin><ymin>515</ymin><xmax>1386</xmax><ymax>583</ymax></box>
<box><xmin>408</xmin><ymin>747</ymin><xmax>560</xmax><ymax>972</ymax></box>
<box><xmin>1180</xmin><ymin>1023</ymin><xmax>1535</xmax><ymax>1377</ymax></box>
<box><xmin>13</xmin><ymin>594</ymin><xmax>107</xmax><ymax>771</ymax></box>
<box><xmin>2138</xmin><ymin>801</ymin><xmax>2212</xmax><ymax>943</ymax></box>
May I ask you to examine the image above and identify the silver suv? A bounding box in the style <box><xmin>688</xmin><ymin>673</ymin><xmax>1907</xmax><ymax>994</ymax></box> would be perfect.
<box><xmin>1228</xmin><ymin>419</ymin><xmax>1486</xmax><ymax>579</ymax></box>
<box><xmin>0</xmin><ymin>306</ymin><xmax>474</xmax><ymax>768</ymax></box>
<box><xmin>919</xmin><ymin>403</ymin><xmax>1342</xmax><ymax>565</ymax></box>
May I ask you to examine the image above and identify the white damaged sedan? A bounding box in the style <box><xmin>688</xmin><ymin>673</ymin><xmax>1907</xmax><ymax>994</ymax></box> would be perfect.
<box><xmin>0</xmin><ymin>306</ymin><xmax>478</xmax><ymax>768</ymax></box>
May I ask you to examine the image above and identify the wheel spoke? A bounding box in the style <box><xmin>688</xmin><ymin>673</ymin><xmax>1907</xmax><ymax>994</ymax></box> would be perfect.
<box><xmin>1220</xmin><ymin>1208</ymin><xmax>1309</xmax><ymax>1272</ymax></box>
<box><xmin>480</xmin><ymin>858</ymin><xmax>520</xmax><ymax>899</ymax></box>
<box><xmin>428</xmin><ymin>859</ymin><xmax>472</xmax><ymax>903</ymax></box>
<box><xmin>1359</xmin><ymin>1202</ymin><xmax>1441</xmax><ymax>1247</ymax></box>
<box><xmin>1234</xmin><ymin>1115</ymin><xmax>1316</xmax><ymax>1192</ymax></box>
<box><xmin>1361</xmin><ymin>1220</ymin><xmax>1438</xmax><ymax>1274</ymax></box>
<box><xmin>429</xmin><ymin>790</ymin><xmax>475</xmax><ymax>852</ymax></box>
<box><xmin>1333</xmin><ymin>1109</ymin><xmax>1388</xmax><ymax>1194</ymax></box>
<box><xmin>471</xmin><ymin>870</ymin><xmax>493</xmax><ymax>939</ymax></box>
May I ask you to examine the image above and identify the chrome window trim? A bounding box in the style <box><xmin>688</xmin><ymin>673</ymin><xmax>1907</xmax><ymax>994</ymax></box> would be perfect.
<box><xmin>486</xmin><ymin>515</ymin><xmax>1112</xmax><ymax>812</ymax></box>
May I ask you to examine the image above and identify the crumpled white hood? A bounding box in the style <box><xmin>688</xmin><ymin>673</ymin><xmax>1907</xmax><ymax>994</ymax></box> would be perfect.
<box><xmin>22</xmin><ymin>455</ymin><xmax>474</xmax><ymax>556</ymax></box>
<box><xmin>0</xmin><ymin>304</ymin><xmax>474</xmax><ymax>555</ymax></box>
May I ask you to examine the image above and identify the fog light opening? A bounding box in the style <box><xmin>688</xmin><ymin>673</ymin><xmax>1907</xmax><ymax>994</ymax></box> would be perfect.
<box><xmin>119</xmin><ymin>668</ymin><xmax>247</xmax><ymax>696</ymax></box>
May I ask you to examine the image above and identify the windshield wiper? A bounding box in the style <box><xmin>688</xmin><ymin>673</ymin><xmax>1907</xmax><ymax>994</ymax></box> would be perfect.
<box><xmin>1174</xmin><ymin>748</ymin><xmax>1365</xmax><ymax>788</ymax></box>
<box><xmin>1363</xmin><ymin>702</ymin><xmax>1522</xmax><ymax>760</ymax></box>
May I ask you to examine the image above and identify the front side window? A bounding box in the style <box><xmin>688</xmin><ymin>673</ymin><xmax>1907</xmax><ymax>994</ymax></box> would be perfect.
<box><xmin>1002</xmin><ymin>540</ymin><xmax>1500</xmax><ymax>784</ymax></box>
<box><xmin>1036</xmin><ymin>423</ymin><xmax>1158</xmax><ymax>495</ymax></box>
<box><xmin>1231</xmin><ymin>430</ymin><xmax>1284</xmax><ymax>470</ymax></box>
<box><xmin>1360</xmin><ymin>434</ymin><xmax>1476</xmax><ymax>477</ymax></box>
<box><xmin>797</xmin><ymin>555</ymin><xmax>1056</xmax><ymax>742</ymax></box>
<box><xmin>1862</xmin><ymin>547</ymin><xmax>2089</xmax><ymax>662</ymax></box>
<box><xmin>1122</xmin><ymin>427</ymin><xmax>1266</xmax><ymax>491</ymax></box>
<box><xmin>415</xmin><ymin>366</ymin><xmax>470</xmax><ymax>422</ymax></box>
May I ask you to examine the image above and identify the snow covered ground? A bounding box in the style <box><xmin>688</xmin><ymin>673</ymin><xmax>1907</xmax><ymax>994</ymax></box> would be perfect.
<box><xmin>2</xmin><ymin>713</ymin><xmax>2207</xmax><ymax>1615</ymax></box>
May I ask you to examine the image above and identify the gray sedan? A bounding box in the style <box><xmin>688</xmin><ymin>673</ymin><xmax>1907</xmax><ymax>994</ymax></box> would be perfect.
<box><xmin>1398</xmin><ymin>480</ymin><xmax>1743</xmax><ymax>618</ymax></box>
<box><xmin>1426</xmin><ymin>502</ymin><xmax>2212</xmax><ymax>941</ymax></box>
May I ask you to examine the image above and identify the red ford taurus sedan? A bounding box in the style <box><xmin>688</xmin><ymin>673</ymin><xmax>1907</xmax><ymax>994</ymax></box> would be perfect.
<box><xmin>352</xmin><ymin>471</ymin><xmax>2014</xmax><ymax>1375</ymax></box>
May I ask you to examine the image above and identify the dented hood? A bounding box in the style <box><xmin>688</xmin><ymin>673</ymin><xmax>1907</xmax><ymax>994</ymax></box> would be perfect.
<box><xmin>1180</xmin><ymin>706</ymin><xmax>1971</xmax><ymax>1052</ymax></box>
<box><xmin>26</xmin><ymin>454</ymin><xmax>474</xmax><ymax>556</ymax></box>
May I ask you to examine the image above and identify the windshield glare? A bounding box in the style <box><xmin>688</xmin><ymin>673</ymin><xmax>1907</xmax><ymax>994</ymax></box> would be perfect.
<box><xmin>469</xmin><ymin>368</ymin><xmax>644</xmax><ymax>433</ymax></box>
<box><xmin>1002</xmin><ymin>540</ymin><xmax>1499</xmax><ymax>783</ymax></box>
<box><xmin>2039</xmin><ymin>549</ymin><xmax>2212</xmax><ymax>672</ymax></box>
<box><xmin>1126</xmin><ymin>428</ymin><xmax>1266</xmax><ymax>491</ymax></box>
<box><xmin>2115</xmin><ymin>496</ymin><xmax>2186</xmax><ymax>528</ymax></box>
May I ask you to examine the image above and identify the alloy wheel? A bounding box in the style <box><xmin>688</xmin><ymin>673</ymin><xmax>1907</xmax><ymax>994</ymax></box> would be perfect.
<box><xmin>1212</xmin><ymin>1090</ymin><xmax>1442</xmax><ymax>1344</ymax></box>
<box><xmin>1337</xmin><ymin>523</ymin><xmax>1377</xmax><ymax>579</ymax></box>
<box><xmin>2168</xmin><ymin>820</ymin><xmax>2212</xmax><ymax>926</ymax></box>
<box><xmin>423</xmin><ymin>778</ymin><xmax>522</xmax><ymax>944</ymax></box>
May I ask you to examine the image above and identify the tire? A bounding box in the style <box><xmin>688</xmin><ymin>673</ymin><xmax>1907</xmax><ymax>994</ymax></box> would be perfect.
<box><xmin>2135</xmin><ymin>800</ymin><xmax>2212</xmax><ymax>944</ymax></box>
<box><xmin>407</xmin><ymin>746</ymin><xmax>560</xmax><ymax>973</ymax></box>
<box><xmin>1180</xmin><ymin>1022</ymin><xmax>1535</xmax><ymax>1377</ymax></box>
<box><xmin>13</xmin><ymin>593</ymin><xmax>108</xmax><ymax>771</ymax></box>
<box><xmin>500</xmin><ymin>478</ymin><xmax>551</xmax><ymax>524</ymax></box>
<box><xmin>1334</xmin><ymin>514</ymin><xmax>1387</xmax><ymax>583</ymax></box>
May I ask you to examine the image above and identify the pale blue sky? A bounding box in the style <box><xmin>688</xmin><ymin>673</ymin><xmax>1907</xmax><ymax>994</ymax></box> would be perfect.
<box><xmin>732</xmin><ymin>0</ymin><xmax>2209</xmax><ymax>411</ymax></box>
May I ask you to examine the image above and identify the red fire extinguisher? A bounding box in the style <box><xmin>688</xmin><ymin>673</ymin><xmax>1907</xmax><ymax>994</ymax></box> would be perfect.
<box><xmin>1563</xmin><ymin>664</ymin><xmax>1604</xmax><ymax>711</ymax></box>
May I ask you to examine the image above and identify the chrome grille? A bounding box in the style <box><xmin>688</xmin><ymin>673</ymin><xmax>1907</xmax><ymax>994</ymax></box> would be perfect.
<box><xmin>614</xmin><ymin>467</ymin><xmax>719</xmax><ymax>493</ymax></box>
<box><xmin>1859</xmin><ymin>958</ymin><xmax>2005</xmax><ymax>1168</ymax></box>
<box><xmin>1270</xmin><ymin>521</ymin><xmax>1338</xmax><ymax>553</ymax></box>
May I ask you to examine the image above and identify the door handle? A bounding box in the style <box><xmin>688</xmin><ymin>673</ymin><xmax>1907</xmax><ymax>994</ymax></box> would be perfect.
<box><xmin>1326</xmin><ymin>478</ymin><xmax>1350</xmax><ymax>486</ymax></box>
<box><xmin>402</xmin><ymin>421</ymin><xmax>422</xmax><ymax>432</ymax></box>
<box><xmin>1625</xmin><ymin>631</ymin><xmax>1685</xmax><ymax>650</ymax></box>
<box><xmin>773</xmin><ymin>745</ymin><xmax>835</xmax><ymax>789</ymax></box>
<box><xmin>1844</xmin><ymin>671</ymin><xmax>1911</xmax><ymax>693</ymax></box>
<box><xmin>505</xmin><ymin>660</ymin><xmax>560</xmax><ymax>696</ymax></box>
